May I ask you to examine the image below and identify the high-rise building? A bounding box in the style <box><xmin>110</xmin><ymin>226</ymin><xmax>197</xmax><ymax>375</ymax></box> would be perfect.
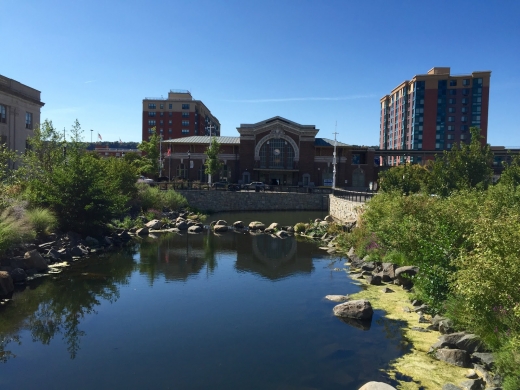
<box><xmin>0</xmin><ymin>74</ymin><xmax>44</xmax><ymax>167</ymax></box>
<box><xmin>142</xmin><ymin>90</ymin><xmax>220</xmax><ymax>142</ymax></box>
<box><xmin>379</xmin><ymin>67</ymin><xmax>491</xmax><ymax>165</ymax></box>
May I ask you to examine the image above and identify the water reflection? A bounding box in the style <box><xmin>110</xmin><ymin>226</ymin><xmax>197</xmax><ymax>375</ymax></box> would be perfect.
<box><xmin>0</xmin><ymin>248</ymin><xmax>136</xmax><ymax>361</ymax></box>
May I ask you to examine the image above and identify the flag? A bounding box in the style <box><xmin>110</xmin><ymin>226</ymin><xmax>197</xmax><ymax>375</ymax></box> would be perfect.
<box><xmin>167</xmin><ymin>147</ymin><xmax>171</xmax><ymax>157</ymax></box>
<box><xmin>98</xmin><ymin>133</ymin><xmax>102</xmax><ymax>141</ymax></box>
<box><xmin>119</xmin><ymin>138</ymin><xmax>122</xmax><ymax>143</ymax></box>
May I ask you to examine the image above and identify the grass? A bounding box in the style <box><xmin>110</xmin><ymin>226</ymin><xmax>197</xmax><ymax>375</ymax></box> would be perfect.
<box><xmin>347</xmin><ymin>275</ymin><xmax>467</xmax><ymax>389</ymax></box>
<box><xmin>25</xmin><ymin>207</ymin><xmax>57</xmax><ymax>235</ymax></box>
<box><xmin>0</xmin><ymin>207</ymin><xmax>35</xmax><ymax>253</ymax></box>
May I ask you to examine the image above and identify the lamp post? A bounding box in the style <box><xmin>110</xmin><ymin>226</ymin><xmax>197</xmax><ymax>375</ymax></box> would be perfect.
<box><xmin>187</xmin><ymin>150</ymin><xmax>191</xmax><ymax>181</ymax></box>
<box><xmin>90</xmin><ymin>129</ymin><xmax>93</xmax><ymax>144</ymax></box>
<box><xmin>332</xmin><ymin>127</ymin><xmax>339</xmax><ymax>189</ymax></box>
<box><xmin>158</xmin><ymin>135</ymin><xmax>163</xmax><ymax>178</ymax></box>
<box><xmin>206</xmin><ymin>123</ymin><xmax>216</xmax><ymax>185</ymax></box>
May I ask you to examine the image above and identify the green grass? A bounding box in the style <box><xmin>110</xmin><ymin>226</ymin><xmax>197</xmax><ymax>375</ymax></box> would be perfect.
<box><xmin>0</xmin><ymin>207</ymin><xmax>35</xmax><ymax>253</ymax></box>
<box><xmin>25</xmin><ymin>207</ymin><xmax>57</xmax><ymax>235</ymax></box>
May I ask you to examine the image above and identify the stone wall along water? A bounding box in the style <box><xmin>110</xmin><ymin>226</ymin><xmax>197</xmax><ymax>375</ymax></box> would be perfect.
<box><xmin>328</xmin><ymin>194</ymin><xmax>364</xmax><ymax>222</ymax></box>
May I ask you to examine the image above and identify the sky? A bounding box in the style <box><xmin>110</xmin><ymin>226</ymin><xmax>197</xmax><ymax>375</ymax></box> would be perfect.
<box><xmin>2</xmin><ymin>0</ymin><xmax>520</xmax><ymax>147</ymax></box>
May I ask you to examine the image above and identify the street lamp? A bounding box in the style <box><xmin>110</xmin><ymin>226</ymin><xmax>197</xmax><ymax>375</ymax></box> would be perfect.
<box><xmin>90</xmin><ymin>129</ymin><xmax>93</xmax><ymax>144</ymax></box>
<box><xmin>187</xmin><ymin>150</ymin><xmax>191</xmax><ymax>181</ymax></box>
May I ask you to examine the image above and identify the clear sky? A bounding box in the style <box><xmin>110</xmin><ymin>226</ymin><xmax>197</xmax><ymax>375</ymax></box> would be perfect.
<box><xmin>2</xmin><ymin>0</ymin><xmax>519</xmax><ymax>146</ymax></box>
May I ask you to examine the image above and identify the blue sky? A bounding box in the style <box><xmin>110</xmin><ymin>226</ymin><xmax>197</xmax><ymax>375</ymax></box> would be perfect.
<box><xmin>2</xmin><ymin>0</ymin><xmax>519</xmax><ymax>146</ymax></box>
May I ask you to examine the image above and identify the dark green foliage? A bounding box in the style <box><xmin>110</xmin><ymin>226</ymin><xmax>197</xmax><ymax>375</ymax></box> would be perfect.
<box><xmin>379</xmin><ymin>163</ymin><xmax>429</xmax><ymax>194</ymax></box>
<box><xmin>137</xmin><ymin>129</ymin><xmax>161</xmax><ymax>177</ymax></box>
<box><xmin>204</xmin><ymin>137</ymin><xmax>222</xmax><ymax>178</ymax></box>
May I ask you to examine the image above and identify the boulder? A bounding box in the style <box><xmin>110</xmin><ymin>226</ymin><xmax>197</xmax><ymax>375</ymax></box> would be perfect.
<box><xmin>365</xmin><ymin>275</ymin><xmax>382</xmax><ymax>285</ymax></box>
<box><xmin>23</xmin><ymin>250</ymin><xmax>48</xmax><ymax>271</ymax></box>
<box><xmin>473</xmin><ymin>364</ymin><xmax>494</xmax><ymax>386</ymax></box>
<box><xmin>361</xmin><ymin>262</ymin><xmax>376</xmax><ymax>271</ymax></box>
<box><xmin>145</xmin><ymin>219</ymin><xmax>163</xmax><ymax>229</ymax></box>
<box><xmin>358</xmin><ymin>382</ymin><xmax>396</xmax><ymax>390</ymax></box>
<box><xmin>276</xmin><ymin>230</ymin><xmax>289</xmax><ymax>238</ymax></box>
<box><xmin>455</xmin><ymin>334</ymin><xmax>485</xmax><ymax>354</ymax></box>
<box><xmin>395</xmin><ymin>266</ymin><xmax>419</xmax><ymax>286</ymax></box>
<box><xmin>233</xmin><ymin>221</ymin><xmax>244</xmax><ymax>229</ymax></box>
<box><xmin>431</xmin><ymin>332</ymin><xmax>468</xmax><ymax>350</ymax></box>
<box><xmin>85</xmin><ymin>236</ymin><xmax>100</xmax><ymax>247</ymax></box>
<box><xmin>216</xmin><ymin>220</ymin><xmax>227</xmax><ymax>226</ymax></box>
<box><xmin>249</xmin><ymin>221</ymin><xmax>265</xmax><ymax>231</ymax></box>
<box><xmin>176</xmin><ymin>217</ymin><xmax>186</xmax><ymax>223</ymax></box>
<box><xmin>264</xmin><ymin>222</ymin><xmax>279</xmax><ymax>233</ymax></box>
<box><xmin>459</xmin><ymin>379</ymin><xmax>484</xmax><ymax>390</ymax></box>
<box><xmin>442</xmin><ymin>384</ymin><xmax>462</xmax><ymax>390</ymax></box>
<box><xmin>471</xmin><ymin>352</ymin><xmax>494</xmax><ymax>370</ymax></box>
<box><xmin>58</xmin><ymin>248</ymin><xmax>72</xmax><ymax>260</ymax></box>
<box><xmin>136</xmin><ymin>227</ymin><xmax>149</xmax><ymax>236</ymax></box>
<box><xmin>435</xmin><ymin>349</ymin><xmax>471</xmax><ymax>368</ymax></box>
<box><xmin>188</xmin><ymin>225</ymin><xmax>203</xmax><ymax>233</ymax></box>
<box><xmin>0</xmin><ymin>271</ymin><xmax>14</xmax><ymax>295</ymax></box>
<box><xmin>333</xmin><ymin>299</ymin><xmax>373</xmax><ymax>320</ymax></box>
<box><xmin>319</xmin><ymin>221</ymin><xmax>329</xmax><ymax>227</ymax></box>
<box><xmin>176</xmin><ymin>221</ymin><xmax>188</xmax><ymax>230</ymax></box>
<box><xmin>439</xmin><ymin>318</ymin><xmax>455</xmax><ymax>334</ymax></box>
<box><xmin>47</xmin><ymin>248</ymin><xmax>61</xmax><ymax>261</ymax></box>
<box><xmin>9</xmin><ymin>268</ymin><xmax>27</xmax><ymax>283</ymax></box>
<box><xmin>382</xmin><ymin>262</ymin><xmax>397</xmax><ymax>279</ymax></box>
<box><xmin>70</xmin><ymin>246</ymin><xmax>87</xmax><ymax>257</ymax></box>
<box><xmin>314</xmin><ymin>218</ymin><xmax>322</xmax><ymax>223</ymax></box>
<box><xmin>374</xmin><ymin>271</ymin><xmax>391</xmax><ymax>283</ymax></box>
<box><xmin>325</xmin><ymin>295</ymin><xmax>349</xmax><ymax>302</ymax></box>
<box><xmin>381</xmin><ymin>287</ymin><xmax>394</xmax><ymax>293</ymax></box>
<box><xmin>324</xmin><ymin>215</ymin><xmax>334</xmax><ymax>223</ymax></box>
<box><xmin>214</xmin><ymin>225</ymin><xmax>228</xmax><ymax>233</ymax></box>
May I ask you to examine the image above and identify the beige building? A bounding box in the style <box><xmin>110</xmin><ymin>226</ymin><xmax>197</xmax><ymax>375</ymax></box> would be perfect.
<box><xmin>0</xmin><ymin>74</ymin><xmax>44</xmax><ymax>166</ymax></box>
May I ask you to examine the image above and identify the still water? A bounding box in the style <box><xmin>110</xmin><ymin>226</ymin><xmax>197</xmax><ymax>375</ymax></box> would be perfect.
<box><xmin>0</xmin><ymin>212</ymin><xmax>407</xmax><ymax>390</ymax></box>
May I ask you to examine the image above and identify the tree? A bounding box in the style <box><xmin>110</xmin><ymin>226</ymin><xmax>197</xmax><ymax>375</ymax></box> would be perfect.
<box><xmin>427</xmin><ymin>127</ymin><xmax>493</xmax><ymax>196</ymax></box>
<box><xmin>498</xmin><ymin>155</ymin><xmax>520</xmax><ymax>187</ymax></box>
<box><xmin>378</xmin><ymin>163</ymin><xmax>429</xmax><ymax>195</ymax></box>
<box><xmin>204</xmin><ymin>137</ymin><xmax>222</xmax><ymax>185</ymax></box>
<box><xmin>137</xmin><ymin>128</ymin><xmax>161</xmax><ymax>178</ymax></box>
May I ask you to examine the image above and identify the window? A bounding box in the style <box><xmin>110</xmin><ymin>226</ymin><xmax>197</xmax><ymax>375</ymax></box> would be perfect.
<box><xmin>447</xmin><ymin>143</ymin><xmax>452</xmax><ymax>149</ymax></box>
<box><xmin>169</xmin><ymin>104</ymin><xmax>172</xmax><ymax>109</ymax></box>
<box><xmin>159</xmin><ymin>128</ymin><xmax>163</xmax><ymax>133</ymax></box>
<box><xmin>169</xmin><ymin>112</ymin><xmax>172</xmax><ymax>117</ymax></box>
<box><xmin>148</xmin><ymin>128</ymin><xmax>154</xmax><ymax>134</ymax></box>
<box><xmin>449</xmin><ymin>89</ymin><xmax>457</xmax><ymax>96</ymax></box>
<box><xmin>475</xmin><ymin>78</ymin><xmax>483</xmax><ymax>85</ymax></box>
<box><xmin>461</xmin><ymin>107</ymin><xmax>468</xmax><ymax>113</ymax></box>
<box><xmin>449</xmin><ymin>98</ymin><xmax>456</xmax><ymax>104</ymax></box>
<box><xmin>168</xmin><ymin>120</ymin><xmax>172</xmax><ymax>124</ymax></box>
<box><xmin>449</xmin><ymin>80</ymin><xmax>457</xmax><ymax>86</ymax></box>
<box><xmin>448</xmin><ymin>116</ymin><xmax>455</xmax><ymax>122</ymax></box>
<box><xmin>148</xmin><ymin>111</ymin><xmax>156</xmax><ymax>117</ymax></box>
<box><xmin>0</xmin><ymin>104</ymin><xmax>5</xmax><ymax>123</ymax></box>
<box><xmin>182</xmin><ymin>120</ymin><xmax>189</xmax><ymax>126</ymax></box>
<box><xmin>449</xmin><ymin>107</ymin><xmax>456</xmax><ymax>113</ymax></box>
<box><xmin>462</xmin><ymin>89</ymin><xmax>470</xmax><ymax>96</ymax></box>
<box><xmin>160</xmin><ymin>120</ymin><xmax>163</xmax><ymax>125</ymax></box>
<box><xmin>448</xmin><ymin>126</ymin><xmax>455</xmax><ymax>131</ymax></box>
<box><xmin>160</xmin><ymin>112</ymin><xmax>163</xmax><ymax>116</ymax></box>
<box><xmin>182</xmin><ymin>129</ymin><xmax>189</xmax><ymax>134</ymax></box>
<box><xmin>461</xmin><ymin>134</ymin><xmax>466</xmax><ymax>140</ymax></box>
<box><xmin>473</xmin><ymin>115</ymin><xmax>481</xmax><ymax>121</ymax></box>
<box><xmin>25</xmin><ymin>112</ymin><xmax>33</xmax><ymax>129</ymax></box>
<box><xmin>461</xmin><ymin>116</ymin><xmax>467</xmax><ymax>122</ymax></box>
<box><xmin>462</xmin><ymin>98</ymin><xmax>468</xmax><ymax>104</ymax></box>
<box><xmin>435</xmin><ymin>143</ymin><xmax>440</xmax><ymax>149</ymax></box>
<box><xmin>447</xmin><ymin>134</ymin><xmax>454</xmax><ymax>140</ymax></box>
<box><xmin>463</xmin><ymin>79</ymin><xmax>471</xmax><ymax>86</ymax></box>
<box><xmin>160</xmin><ymin>104</ymin><xmax>164</xmax><ymax>109</ymax></box>
<box><xmin>148</xmin><ymin>120</ymin><xmax>156</xmax><ymax>126</ymax></box>
<box><xmin>148</xmin><ymin>103</ymin><xmax>156</xmax><ymax>109</ymax></box>
<box><xmin>182</xmin><ymin>104</ymin><xmax>190</xmax><ymax>109</ymax></box>
<box><xmin>169</xmin><ymin>128</ymin><xmax>172</xmax><ymax>133</ymax></box>
<box><xmin>461</xmin><ymin>125</ymin><xmax>468</xmax><ymax>131</ymax></box>
<box><xmin>182</xmin><ymin>112</ymin><xmax>189</xmax><ymax>118</ymax></box>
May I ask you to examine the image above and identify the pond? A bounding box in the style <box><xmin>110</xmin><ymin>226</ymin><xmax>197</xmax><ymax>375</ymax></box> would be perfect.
<box><xmin>0</xmin><ymin>212</ymin><xmax>407</xmax><ymax>390</ymax></box>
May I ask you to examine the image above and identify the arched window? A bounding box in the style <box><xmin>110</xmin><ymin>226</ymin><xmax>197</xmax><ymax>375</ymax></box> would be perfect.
<box><xmin>259</xmin><ymin>139</ymin><xmax>295</xmax><ymax>169</ymax></box>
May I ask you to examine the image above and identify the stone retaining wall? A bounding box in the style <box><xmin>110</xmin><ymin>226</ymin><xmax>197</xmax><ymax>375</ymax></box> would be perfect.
<box><xmin>178</xmin><ymin>191</ymin><xmax>329</xmax><ymax>212</ymax></box>
<box><xmin>329</xmin><ymin>195</ymin><xmax>364</xmax><ymax>222</ymax></box>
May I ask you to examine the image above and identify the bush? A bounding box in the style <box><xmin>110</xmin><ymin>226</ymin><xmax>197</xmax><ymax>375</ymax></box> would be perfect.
<box><xmin>294</xmin><ymin>223</ymin><xmax>306</xmax><ymax>233</ymax></box>
<box><xmin>137</xmin><ymin>184</ymin><xmax>187</xmax><ymax>211</ymax></box>
<box><xmin>26</xmin><ymin>208</ymin><xmax>57</xmax><ymax>235</ymax></box>
<box><xmin>0</xmin><ymin>207</ymin><xmax>35</xmax><ymax>254</ymax></box>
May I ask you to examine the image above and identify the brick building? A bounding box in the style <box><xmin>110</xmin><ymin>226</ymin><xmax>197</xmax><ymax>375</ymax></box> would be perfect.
<box><xmin>379</xmin><ymin>67</ymin><xmax>491</xmax><ymax>165</ymax></box>
<box><xmin>162</xmin><ymin>117</ymin><xmax>378</xmax><ymax>189</ymax></box>
<box><xmin>142</xmin><ymin>90</ymin><xmax>220</xmax><ymax>142</ymax></box>
<box><xmin>0</xmin><ymin>74</ymin><xmax>44</xmax><ymax>167</ymax></box>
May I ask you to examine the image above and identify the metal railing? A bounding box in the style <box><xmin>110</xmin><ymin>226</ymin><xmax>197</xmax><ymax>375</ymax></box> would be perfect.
<box><xmin>153</xmin><ymin>182</ymin><xmax>334</xmax><ymax>194</ymax></box>
<box><xmin>332</xmin><ymin>188</ymin><xmax>376</xmax><ymax>202</ymax></box>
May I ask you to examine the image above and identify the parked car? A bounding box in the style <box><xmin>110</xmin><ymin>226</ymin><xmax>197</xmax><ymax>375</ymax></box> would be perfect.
<box><xmin>243</xmin><ymin>182</ymin><xmax>270</xmax><ymax>191</ymax></box>
<box><xmin>212</xmin><ymin>181</ymin><xmax>228</xmax><ymax>190</ymax></box>
<box><xmin>137</xmin><ymin>175</ymin><xmax>154</xmax><ymax>184</ymax></box>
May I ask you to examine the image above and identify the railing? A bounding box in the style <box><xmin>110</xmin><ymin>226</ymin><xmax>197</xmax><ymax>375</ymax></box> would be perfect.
<box><xmin>153</xmin><ymin>182</ymin><xmax>334</xmax><ymax>194</ymax></box>
<box><xmin>332</xmin><ymin>188</ymin><xmax>376</xmax><ymax>202</ymax></box>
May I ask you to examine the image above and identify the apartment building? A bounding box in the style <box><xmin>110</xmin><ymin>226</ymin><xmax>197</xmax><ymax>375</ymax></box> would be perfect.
<box><xmin>0</xmin><ymin>74</ymin><xmax>44</xmax><ymax>166</ymax></box>
<box><xmin>142</xmin><ymin>90</ymin><xmax>220</xmax><ymax>142</ymax></box>
<box><xmin>379</xmin><ymin>67</ymin><xmax>491</xmax><ymax>165</ymax></box>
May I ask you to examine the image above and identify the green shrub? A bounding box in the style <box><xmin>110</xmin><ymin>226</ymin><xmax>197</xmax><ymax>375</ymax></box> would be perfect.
<box><xmin>137</xmin><ymin>185</ymin><xmax>187</xmax><ymax>211</ymax></box>
<box><xmin>0</xmin><ymin>207</ymin><xmax>35</xmax><ymax>254</ymax></box>
<box><xmin>26</xmin><ymin>208</ymin><xmax>57</xmax><ymax>235</ymax></box>
<box><xmin>294</xmin><ymin>223</ymin><xmax>306</xmax><ymax>233</ymax></box>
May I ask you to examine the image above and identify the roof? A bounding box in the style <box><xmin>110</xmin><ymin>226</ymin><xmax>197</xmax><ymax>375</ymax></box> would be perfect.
<box><xmin>315</xmin><ymin>138</ymin><xmax>349</xmax><ymax>147</ymax></box>
<box><xmin>238</xmin><ymin>116</ymin><xmax>316</xmax><ymax>129</ymax></box>
<box><xmin>163</xmin><ymin>136</ymin><xmax>240</xmax><ymax>144</ymax></box>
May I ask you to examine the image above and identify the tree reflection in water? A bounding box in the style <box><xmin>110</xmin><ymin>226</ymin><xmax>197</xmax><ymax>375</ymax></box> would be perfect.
<box><xmin>0</xmin><ymin>247</ymin><xmax>137</xmax><ymax>361</ymax></box>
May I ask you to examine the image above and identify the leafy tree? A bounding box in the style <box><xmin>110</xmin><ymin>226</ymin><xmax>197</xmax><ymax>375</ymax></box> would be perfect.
<box><xmin>498</xmin><ymin>155</ymin><xmax>520</xmax><ymax>187</ymax></box>
<box><xmin>378</xmin><ymin>163</ymin><xmax>429</xmax><ymax>195</ymax></box>
<box><xmin>137</xmin><ymin>128</ymin><xmax>161</xmax><ymax>178</ymax></box>
<box><xmin>204</xmin><ymin>137</ymin><xmax>222</xmax><ymax>184</ymax></box>
<box><xmin>427</xmin><ymin>127</ymin><xmax>493</xmax><ymax>196</ymax></box>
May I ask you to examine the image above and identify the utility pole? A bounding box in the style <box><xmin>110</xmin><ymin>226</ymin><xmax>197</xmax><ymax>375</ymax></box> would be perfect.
<box><xmin>206</xmin><ymin>123</ymin><xmax>216</xmax><ymax>185</ymax></box>
<box><xmin>332</xmin><ymin>122</ymin><xmax>339</xmax><ymax>190</ymax></box>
